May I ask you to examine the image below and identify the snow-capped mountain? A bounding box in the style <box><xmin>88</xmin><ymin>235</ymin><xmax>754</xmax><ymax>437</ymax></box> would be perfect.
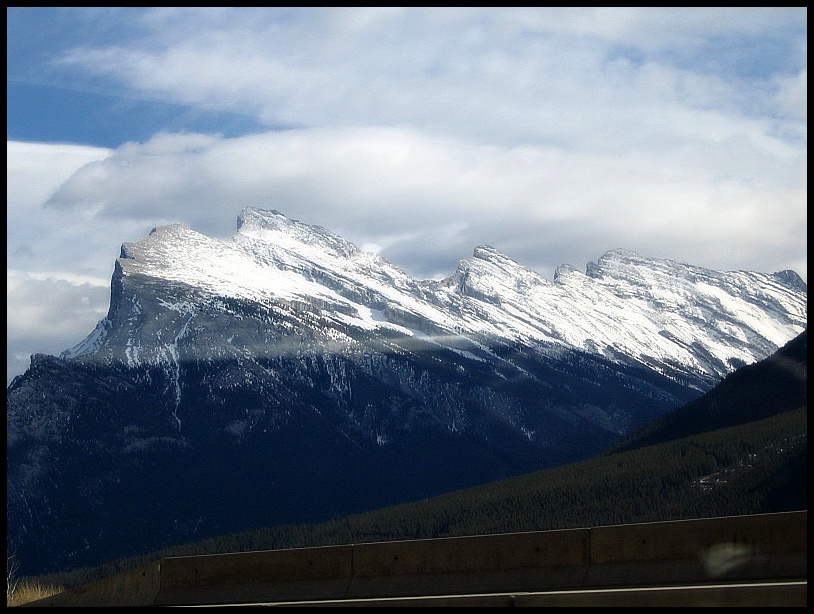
<box><xmin>64</xmin><ymin>207</ymin><xmax>805</xmax><ymax>387</ymax></box>
<box><xmin>7</xmin><ymin>207</ymin><xmax>806</xmax><ymax>577</ymax></box>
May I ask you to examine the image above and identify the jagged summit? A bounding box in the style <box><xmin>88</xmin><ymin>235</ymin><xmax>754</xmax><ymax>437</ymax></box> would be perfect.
<box><xmin>471</xmin><ymin>244</ymin><xmax>514</xmax><ymax>262</ymax></box>
<box><xmin>236</xmin><ymin>207</ymin><xmax>287</xmax><ymax>231</ymax></box>
<box><xmin>585</xmin><ymin>248</ymin><xmax>806</xmax><ymax>294</ymax></box>
<box><xmin>236</xmin><ymin>207</ymin><xmax>360</xmax><ymax>260</ymax></box>
<box><xmin>772</xmin><ymin>269</ymin><xmax>807</xmax><ymax>292</ymax></box>
<box><xmin>448</xmin><ymin>244</ymin><xmax>550</xmax><ymax>305</ymax></box>
<box><xmin>64</xmin><ymin>207</ymin><xmax>806</xmax><ymax>387</ymax></box>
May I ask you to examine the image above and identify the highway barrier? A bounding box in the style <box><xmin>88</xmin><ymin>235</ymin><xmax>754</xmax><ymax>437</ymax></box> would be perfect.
<box><xmin>23</xmin><ymin>510</ymin><xmax>806</xmax><ymax>607</ymax></box>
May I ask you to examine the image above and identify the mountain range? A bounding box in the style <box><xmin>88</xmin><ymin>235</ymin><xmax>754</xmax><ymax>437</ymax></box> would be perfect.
<box><xmin>6</xmin><ymin>207</ymin><xmax>806</xmax><ymax>578</ymax></box>
<box><xmin>609</xmin><ymin>328</ymin><xmax>807</xmax><ymax>454</ymax></box>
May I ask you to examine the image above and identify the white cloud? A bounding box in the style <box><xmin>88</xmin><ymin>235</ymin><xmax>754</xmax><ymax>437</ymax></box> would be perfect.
<box><xmin>53</xmin><ymin>8</ymin><xmax>806</xmax><ymax>150</ymax></box>
<box><xmin>40</xmin><ymin>125</ymin><xmax>806</xmax><ymax>281</ymax></box>
<box><xmin>16</xmin><ymin>124</ymin><xmax>801</xmax><ymax>384</ymax></box>
<box><xmin>773</xmin><ymin>68</ymin><xmax>807</xmax><ymax>119</ymax></box>
<box><xmin>7</xmin><ymin>140</ymin><xmax>136</xmax><ymax>384</ymax></box>
<box><xmin>7</xmin><ymin>140</ymin><xmax>111</xmax><ymax>205</ymax></box>
<box><xmin>7</xmin><ymin>271</ymin><xmax>110</xmax><ymax>384</ymax></box>
<box><xmin>7</xmin><ymin>8</ymin><xmax>807</xmax><ymax>383</ymax></box>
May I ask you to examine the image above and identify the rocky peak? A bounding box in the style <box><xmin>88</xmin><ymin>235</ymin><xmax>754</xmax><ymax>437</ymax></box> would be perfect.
<box><xmin>53</xmin><ymin>209</ymin><xmax>809</xmax><ymax>392</ymax></box>
<box><xmin>450</xmin><ymin>244</ymin><xmax>549</xmax><ymax>304</ymax></box>
<box><xmin>236</xmin><ymin>207</ymin><xmax>359</xmax><ymax>260</ymax></box>
<box><xmin>772</xmin><ymin>269</ymin><xmax>807</xmax><ymax>293</ymax></box>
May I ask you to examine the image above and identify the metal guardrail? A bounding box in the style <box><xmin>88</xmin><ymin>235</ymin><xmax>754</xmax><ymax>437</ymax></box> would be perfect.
<box><xmin>189</xmin><ymin>581</ymin><xmax>808</xmax><ymax>607</ymax></box>
<box><xmin>24</xmin><ymin>510</ymin><xmax>807</xmax><ymax>607</ymax></box>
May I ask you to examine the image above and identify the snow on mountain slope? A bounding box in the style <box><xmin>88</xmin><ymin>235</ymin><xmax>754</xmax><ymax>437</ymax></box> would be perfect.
<box><xmin>9</xmin><ymin>206</ymin><xmax>807</xmax><ymax>579</ymax></box>
<box><xmin>67</xmin><ymin>207</ymin><xmax>804</xmax><ymax>390</ymax></box>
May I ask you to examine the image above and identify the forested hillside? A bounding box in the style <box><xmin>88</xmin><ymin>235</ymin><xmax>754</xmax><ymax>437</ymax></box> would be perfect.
<box><xmin>23</xmin><ymin>405</ymin><xmax>806</xmax><ymax>595</ymax></box>
<box><xmin>605</xmin><ymin>329</ymin><xmax>806</xmax><ymax>455</ymax></box>
<box><xmin>13</xmin><ymin>330</ymin><xmax>807</xmax><ymax>597</ymax></box>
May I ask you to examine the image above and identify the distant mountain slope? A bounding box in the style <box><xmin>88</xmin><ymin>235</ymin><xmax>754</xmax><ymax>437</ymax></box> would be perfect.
<box><xmin>7</xmin><ymin>208</ymin><xmax>806</xmax><ymax>579</ymax></box>
<box><xmin>607</xmin><ymin>329</ymin><xmax>807</xmax><ymax>455</ymax></box>
<box><xmin>39</xmin><ymin>405</ymin><xmax>805</xmax><ymax>597</ymax></box>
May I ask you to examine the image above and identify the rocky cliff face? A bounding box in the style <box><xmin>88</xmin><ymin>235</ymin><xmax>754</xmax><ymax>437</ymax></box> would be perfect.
<box><xmin>7</xmin><ymin>207</ymin><xmax>806</xmax><ymax>577</ymax></box>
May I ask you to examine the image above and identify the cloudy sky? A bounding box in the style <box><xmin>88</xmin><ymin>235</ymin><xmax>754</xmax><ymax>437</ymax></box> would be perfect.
<box><xmin>7</xmin><ymin>7</ymin><xmax>807</xmax><ymax>384</ymax></box>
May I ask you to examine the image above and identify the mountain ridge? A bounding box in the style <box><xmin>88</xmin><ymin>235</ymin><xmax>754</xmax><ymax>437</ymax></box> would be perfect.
<box><xmin>7</xmin><ymin>207</ymin><xmax>806</xmax><ymax>578</ymax></box>
<box><xmin>607</xmin><ymin>328</ymin><xmax>807</xmax><ymax>454</ymax></box>
<box><xmin>62</xmin><ymin>207</ymin><xmax>807</xmax><ymax>387</ymax></box>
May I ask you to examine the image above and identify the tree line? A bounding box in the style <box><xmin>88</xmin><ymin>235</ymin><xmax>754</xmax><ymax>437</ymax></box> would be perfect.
<box><xmin>26</xmin><ymin>406</ymin><xmax>805</xmax><ymax>593</ymax></box>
